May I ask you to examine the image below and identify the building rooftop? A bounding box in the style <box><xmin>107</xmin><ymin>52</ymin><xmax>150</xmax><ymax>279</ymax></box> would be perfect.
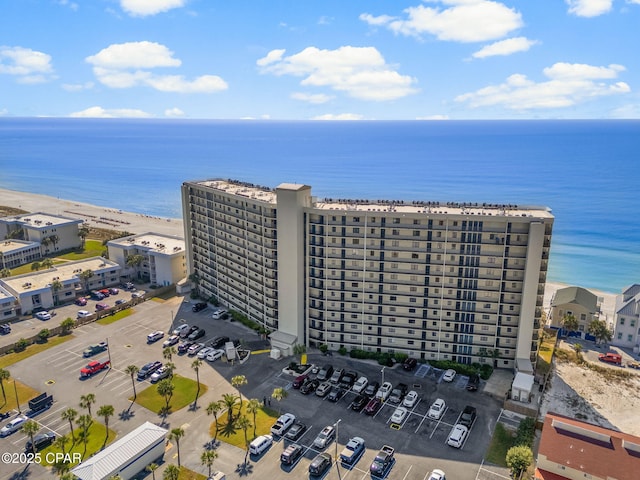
<box><xmin>2</xmin><ymin>212</ymin><xmax>82</xmax><ymax>229</ymax></box>
<box><xmin>0</xmin><ymin>239</ymin><xmax>39</xmax><ymax>254</ymax></box>
<box><xmin>108</xmin><ymin>232</ymin><xmax>185</xmax><ymax>255</ymax></box>
<box><xmin>551</xmin><ymin>286</ymin><xmax>598</xmax><ymax>312</ymax></box>
<box><xmin>193</xmin><ymin>179</ymin><xmax>278</xmax><ymax>204</ymax></box>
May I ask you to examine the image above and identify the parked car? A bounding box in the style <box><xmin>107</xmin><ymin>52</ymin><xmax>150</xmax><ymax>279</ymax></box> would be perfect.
<box><xmin>147</xmin><ymin>330</ymin><xmax>164</xmax><ymax>343</ymax></box>
<box><xmin>309</xmin><ymin>452</ymin><xmax>332</xmax><ymax>476</ymax></box>
<box><xmin>173</xmin><ymin>323</ymin><xmax>190</xmax><ymax>336</ymax></box>
<box><xmin>77</xmin><ymin>310</ymin><xmax>92</xmax><ymax>319</ymax></box>
<box><xmin>340</xmin><ymin>436</ymin><xmax>365</xmax><ymax>465</ymax></box>
<box><xmin>352</xmin><ymin>376</ymin><xmax>369</xmax><ymax>394</ymax></box>
<box><xmin>95</xmin><ymin>303</ymin><xmax>109</xmax><ymax>311</ymax></box>
<box><xmin>285</xmin><ymin>422</ymin><xmax>307</xmax><ymax>441</ymax></box>
<box><xmin>316</xmin><ymin>364</ymin><xmax>334</xmax><ymax>382</ymax></box>
<box><xmin>35</xmin><ymin>311</ymin><xmax>51</xmax><ymax>320</ymax></box>
<box><xmin>177</xmin><ymin>341</ymin><xmax>194</xmax><ymax>354</ymax></box>
<box><xmin>280</xmin><ymin>443</ymin><xmax>304</xmax><ymax>466</ymax></box>
<box><xmin>162</xmin><ymin>335</ymin><xmax>180</xmax><ymax>348</ymax></box>
<box><xmin>312</xmin><ymin>425</ymin><xmax>336</xmax><ymax>449</ymax></box>
<box><xmin>0</xmin><ymin>324</ymin><xmax>10</xmax><ymax>335</ymax></box>
<box><xmin>108</xmin><ymin>288</ymin><xmax>119</xmax><ymax>295</ymax></box>
<box><xmin>402</xmin><ymin>390</ymin><xmax>419</xmax><ymax>408</ymax></box>
<box><xmin>363</xmin><ymin>397</ymin><xmax>382</xmax><ymax>415</ymax></box>
<box><xmin>329</xmin><ymin>367</ymin><xmax>345</xmax><ymax>384</ymax></box>
<box><xmin>466</xmin><ymin>373</ymin><xmax>480</xmax><ymax>391</ymax></box>
<box><xmin>188</xmin><ymin>327</ymin><xmax>206</xmax><ymax>340</ymax></box>
<box><xmin>181</xmin><ymin>325</ymin><xmax>199</xmax><ymax>338</ymax></box>
<box><xmin>75</xmin><ymin>297</ymin><xmax>87</xmax><ymax>306</ymax></box>
<box><xmin>315</xmin><ymin>381</ymin><xmax>332</xmax><ymax>398</ymax></box>
<box><xmin>339</xmin><ymin>370</ymin><xmax>358</xmax><ymax>389</ymax></box>
<box><xmin>137</xmin><ymin>361</ymin><xmax>162</xmax><ymax>380</ymax></box>
<box><xmin>327</xmin><ymin>386</ymin><xmax>345</xmax><ymax>402</ymax></box>
<box><xmin>402</xmin><ymin>357</ymin><xmax>417</xmax><ymax>371</ymax></box>
<box><xmin>391</xmin><ymin>406</ymin><xmax>408</xmax><ymax>424</ymax></box>
<box><xmin>292</xmin><ymin>374</ymin><xmax>308</xmax><ymax>389</ymax></box>
<box><xmin>206</xmin><ymin>349</ymin><xmax>225</xmax><ymax>362</ymax></box>
<box><xmin>442</xmin><ymin>369</ymin><xmax>456</xmax><ymax>382</ymax></box>
<box><xmin>428</xmin><ymin>398</ymin><xmax>446</xmax><ymax>420</ymax></box>
<box><xmin>427</xmin><ymin>469</ymin><xmax>447</xmax><ymax>480</ymax></box>
<box><xmin>364</xmin><ymin>381</ymin><xmax>379</xmax><ymax>397</ymax></box>
<box><xmin>0</xmin><ymin>415</ymin><xmax>29</xmax><ymax>437</ymax></box>
<box><xmin>82</xmin><ymin>341</ymin><xmax>108</xmax><ymax>357</ymax></box>
<box><xmin>350</xmin><ymin>394</ymin><xmax>368</xmax><ymax>412</ymax></box>
<box><xmin>459</xmin><ymin>405</ymin><xmax>477</xmax><ymax>428</ymax></box>
<box><xmin>375</xmin><ymin>382</ymin><xmax>393</xmax><ymax>400</ymax></box>
<box><xmin>131</xmin><ymin>291</ymin><xmax>145</xmax><ymax>299</ymax></box>
<box><xmin>192</xmin><ymin>302</ymin><xmax>208</xmax><ymax>312</ymax></box>
<box><xmin>187</xmin><ymin>342</ymin><xmax>205</xmax><ymax>355</ymax></box>
<box><xmin>388</xmin><ymin>383</ymin><xmax>408</xmax><ymax>404</ymax></box>
<box><xmin>115</xmin><ymin>299</ymin><xmax>126</xmax><ymax>305</ymax></box>
<box><xmin>271</xmin><ymin>413</ymin><xmax>296</xmax><ymax>436</ymax></box>
<box><xmin>25</xmin><ymin>432</ymin><xmax>56</xmax><ymax>452</ymax></box>
<box><xmin>211</xmin><ymin>307</ymin><xmax>228</xmax><ymax>320</ymax></box>
<box><xmin>209</xmin><ymin>336</ymin><xmax>230</xmax><ymax>348</ymax></box>
<box><xmin>150</xmin><ymin>366</ymin><xmax>170</xmax><ymax>383</ymax></box>
<box><xmin>249</xmin><ymin>435</ymin><xmax>272</xmax><ymax>456</ymax></box>
<box><xmin>300</xmin><ymin>379</ymin><xmax>319</xmax><ymax>395</ymax></box>
<box><xmin>197</xmin><ymin>346</ymin><xmax>215</xmax><ymax>359</ymax></box>
<box><xmin>447</xmin><ymin>424</ymin><xmax>469</xmax><ymax>448</ymax></box>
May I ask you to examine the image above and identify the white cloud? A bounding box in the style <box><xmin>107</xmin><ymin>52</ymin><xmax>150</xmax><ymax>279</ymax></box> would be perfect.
<box><xmin>0</xmin><ymin>46</ymin><xmax>54</xmax><ymax>83</ymax></box>
<box><xmin>312</xmin><ymin>113</ymin><xmax>365</xmax><ymax>120</ymax></box>
<box><xmin>56</xmin><ymin>0</ymin><xmax>78</xmax><ymax>11</ymax></box>
<box><xmin>257</xmin><ymin>45</ymin><xmax>418</xmax><ymax>101</ymax></box>
<box><xmin>472</xmin><ymin>37</ymin><xmax>538</xmax><ymax>59</ymax></box>
<box><xmin>0</xmin><ymin>108</ymin><xmax>8</xmax><ymax>116</ymax></box>
<box><xmin>416</xmin><ymin>114</ymin><xmax>450</xmax><ymax>120</ymax></box>
<box><xmin>164</xmin><ymin>107</ymin><xmax>185</xmax><ymax>117</ymax></box>
<box><xmin>361</xmin><ymin>1</ymin><xmax>523</xmax><ymax>43</ymax></box>
<box><xmin>69</xmin><ymin>106</ymin><xmax>152</xmax><ymax>118</ymax></box>
<box><xmin>86</xmin><ymin>41</ymin><xmax>228</xmax><ymax>93</ymax></box>
<box><xmin>566</xmin><ymin>0</ymin><xmax>612</xmax><ymax>17</ymax></box>
<box><xmin>291</xmin><ymin>92</ymin><xmax>334</xmax><ymax>104</ymax></box>
<box><xmin>455</xmin><ymin>62</ymin><xmax>630</xmax><ymax>110</ymax></box>
<box><xmin>120</xmin><ymin>0</ymin><xmax>186</xmax><ymax>17</ymax></box>
<box><xmin>62</xmin><ymin>81</ymin><xmax>94</xmax><ymax>92</ymax></box>
<box><xmin>609</xmin><ymin>104</ymin><xmax>640</xmax><ymax>119</ymax></box>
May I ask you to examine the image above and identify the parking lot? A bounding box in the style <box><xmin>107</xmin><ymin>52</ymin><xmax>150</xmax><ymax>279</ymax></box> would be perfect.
<box><xmin>0</xmin><ymin>294</ymin><xmax>504</xmax><ymax>480</ymax></box>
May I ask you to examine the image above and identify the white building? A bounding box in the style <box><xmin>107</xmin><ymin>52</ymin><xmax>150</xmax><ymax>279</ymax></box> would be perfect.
<box><xmin>71</xmin><ymin>421</ymin><xmax>167</xmax><ymax>480</ymax></box>
<box><xmin>0</xmin><ymin>257</ymin><xmax>121</xmax><ymax>314</ymax></box>
<box><xmin>0</xmin><ymin>212</ymin><xmax>83</xmax><ymax>257</ymax></box>
<box><xmin>107</xmin><ymin>232</ymin><xmax>186</xmax><ymax>287</ymax></box>
<box><xmin>0</xmin><ymin>239</ymin><xmax>41</xmax><ymax>269</ymax></box>
<box><xmin>0</xmin><ymin>284</ymin><xmax>18</xmax><ymax>322</ymax></box>
<box><xmin>613</xmin><ymin>284</ymin><xmax>640</xmax><ymax>352</ymax></box>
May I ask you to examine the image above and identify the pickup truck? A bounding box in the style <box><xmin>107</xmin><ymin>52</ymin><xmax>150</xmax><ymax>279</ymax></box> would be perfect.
<box><xmin>598</xmin><ymin>352</ymin><xmax>622</xmax><ymax>365</ymax></box>
<box><xmin>370</xmin><ymin>445</ymin><xmax>394</xmax><ymax>477</ymax></box>
<box><xmin>340</xmin><ymin>436</ymin><xmax>365</xmax><ymax>465</ymax></box>
<box><xmin>83</xmin><ymin>341</ymin><xmax>108</xmax><ymax>357</ymax></box>
<box><xmin>80</xmin><ymin>360</ymin><xmax>110</xmax><ymax>377</ymax></box>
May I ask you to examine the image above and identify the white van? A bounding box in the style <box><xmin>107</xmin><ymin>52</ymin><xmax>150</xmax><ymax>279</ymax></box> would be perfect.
<box><xmin>249</xmin><ymin>434</ymin><xmax>273</xmax><ymax>456</ymax></box>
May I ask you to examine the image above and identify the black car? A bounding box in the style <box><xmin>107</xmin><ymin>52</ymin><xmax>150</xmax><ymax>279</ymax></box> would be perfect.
<box><xmin>339</xmin><ymin>370</ymin><xmax>358</xmax><ymax>389</ymax></box>
<box><xmin>363</xmin><ymin>381</ymin><xmax>379</xmax><ymax>397</ymax></box>
<box><xmin>280</xmin><ymin>443</ymin><xmax>304</xmax><ymax>466</ymax></box>
<box><xmin>402</xmin><ymin>357</ymin><xmax>417</xmax><ymax>371</ymax></box>
<box><xmin>327</xmin><ymin>386</ymin><xmax>345</xmax><ymax>402</ymax></box>
<box><xmin>309</xmin><ymin>453</ymin><xmax>332</xmax><ymax>476</ymax></box>
<box><xmin>188</xmin><ymin>327</ymin><xmax>206</xmax><ymax>340</ymax></box>
<box><xmin>285</xmin><ymin>422</ymin><xmax>307</xmax><ymax>441</ymax></box>
<box><xmin>192</xmin><ymin>302</ymin><xmax>208</xmax><ymax>312</ymax></box>
<box><xmin>0</xmin><ymin>324</ymin><xmax>11</xmax><ymax>335</ymax></box>
<box><xmin>466</xmin><ymin>373</ymin><xmax>480</xmax><ymax>391</ymax></box>
<box><xmin>350</xmin><ymin>394</ymin><xmax>368</xmax><ymax>412</ymax></box>
<box><xmin>137</xmin><ymin>361</ymin><xmax>162</xmax><ymax>380</ymax></box>
<box><xmin>181</xmin><ymin>325</ymin><xmax>199</xmax><ymax>338</ymax></box>
<box><xmin>459</xmin><ymin>405</ymin><xmax>477</xmax><ymax>428</ymax></box>
<box><xmin>209</xmin><ymin>336</ymin><xmax>230</xmax><ymax>349</ymax></box>
<box><xmin>25</xmin><ymin>432</ymin><xmax>55</xmax><ymax>452</ymax></box>
<box><xmin>177</xmin><ymin>341</ymin><xmax>195</xmax><ymax>354</ymax></box>
<box><xmin>316</xmin><ymin>364</ymin><xmax>334</xmax><ymax>382</ymax></box>
<box><xmin>300</xmin><ymin>379</ymin><xmax>319</xmax><ymax>395</ymax></box>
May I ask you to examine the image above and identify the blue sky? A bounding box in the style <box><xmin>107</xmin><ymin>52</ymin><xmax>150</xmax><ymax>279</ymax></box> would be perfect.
<box><xmin>1</xmin><ymin>0</ymin><xmax>639</xmax><ymax>120</ymax></box>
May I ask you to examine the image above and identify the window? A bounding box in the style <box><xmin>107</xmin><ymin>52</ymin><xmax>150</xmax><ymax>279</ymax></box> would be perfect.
<box><xmin>631</xmin><ymin>319</ymin><xmax>636</xmax><ymax>327</ymax></box>
<box><xmin>393</xmin><ymin>218</ymin><xmax>400</xmax><ymax>224</ymax></box>
<box><xmin>393</xmin><ymin>229</ymin><xmax>400</xmax><ymax>235</ymax></box>
<box><xmin>353</xmin><ymin>217</ymin><xmax>360</xmax><ymax>222</ymax></box>
<box><xmin>392</xmin><ymin>240</ymin><xmax>399</xmax><ymax>247</ymax></box>
<box><xmin>353</xmin><ymin>227</ymin><xmax>360</xmax><ymax>234</ymax></box>
<box><xmin>628</xmin><ymin>334</ymin><xmax>633</xmax><ymax>342</ymax></box>
<box><xmin>617</xmin><ymin>332</ymin><xmax>623</xmax><ymax>339</ymax></box>
<box><xmin>413</xmin><ymin>219</ymin><xmax>420</xmax><ymax>225</ymax></box>
<box><xmin>353</xmin><ymin>239</ymin><xmax>360</xmax><ymax>245</ymax></box>
<box><xmin>620</xmin><ymin>318</ymin><xmax>625</xmax><ymax>325</ymax></box>
<box><xmin>412</xmin><ymin>253</ymin><xmax>418</xmax><ymax>259</ymax></box>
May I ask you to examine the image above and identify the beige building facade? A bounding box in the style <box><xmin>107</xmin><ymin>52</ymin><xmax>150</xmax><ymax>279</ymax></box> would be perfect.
<box><xmin>182</xmin><ymin>179</ymin><xmax>553</xmax><ymax>367</ymax></box>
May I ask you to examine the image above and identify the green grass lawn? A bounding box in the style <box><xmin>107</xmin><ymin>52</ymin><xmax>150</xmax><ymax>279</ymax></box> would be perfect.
<box><xmin>0</xmin><ymin>380</ymin><xmax>41</xmax><ymax>414</ymax></box>
<box><xmin>209</xmin><ymin>400</ymin><xmax>278</xmax><ymax>449</ymax></box>
<box><xmin>133</xmin><ymin>375</ymin><xmax>207</xmax><ymax>414</ymax></box>
<box><xmin>177</xmin><ymin>467</ymin><xmax>207</xmax><ymax>480</ymax></box>
<box><xmin>0</xmin><ymin>334</ymin><xmax>74</xmax><ymax>369</ymax></box>
<box><xmin>41</xmin><ymin>421</ymin><xmax>116</xmax><ymax>466</ymax></box>
<box><xmin>57</xmin><ymin>240</ymin><xmax>105</xmax><ymax>260</ymax></box>
<box><xmin>96</xmin><ymin>308</ymin><xmax>133</xmax><ymax>325</ymax></box>
<box><xmin>485</xmin><ymin>422</ymin><xmax>517</xmax><ymax>466</ymax></box>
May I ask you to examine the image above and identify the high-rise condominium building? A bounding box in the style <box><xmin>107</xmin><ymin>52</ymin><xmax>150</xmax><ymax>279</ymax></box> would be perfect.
<box><xmin>182</xmin><ymin>179</ymin><xmax>553</xmax><ymax>368</ymax></box>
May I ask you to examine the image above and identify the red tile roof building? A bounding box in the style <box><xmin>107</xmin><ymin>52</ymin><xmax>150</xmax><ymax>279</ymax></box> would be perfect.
<box><xmin>536</xmin><ymin>412</ymin><xmax>640</xmax><ymax>480</ymax></box>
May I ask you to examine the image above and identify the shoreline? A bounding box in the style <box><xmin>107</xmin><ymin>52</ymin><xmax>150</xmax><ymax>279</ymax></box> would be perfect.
<box><xmin>0</xmin><ymin>187</ymin><xmax>620</xmax><ymax>315</ymax></box>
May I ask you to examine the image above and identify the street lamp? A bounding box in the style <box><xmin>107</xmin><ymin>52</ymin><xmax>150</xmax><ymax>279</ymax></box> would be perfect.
<box><xmin>334</xmin><ymin>418</ymin><xmax>342</xmax><ymax>460</ymax></box>
<box><xmin>381</xmin><ymin>366</ymin><xmax>385</xmax><ymax>386</ymax></box>
<box><xmin>13</xmin><ymin>379</ymin><xmax>20</xmax><ymax>413</ymax></box>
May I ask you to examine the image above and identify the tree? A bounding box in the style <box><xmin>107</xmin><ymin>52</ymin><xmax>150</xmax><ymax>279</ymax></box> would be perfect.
<box><xmin>246</xmin><ymin>398</ymin><xmax>261</xmax><ymax>437</ymax></box>
<box><xmin>561</xmin><ymin>314</ymin><xmax>579</xmax><ymax>333</ymax></box>
<box><xmin>76</xmin><ymin>414</ymin><xmax>93</xmax><ymax>457</ymax></box>
<box><xmin>79</xmin><ymin>393</ymin><xmax>96</xmax><ymax>418</ymax></box>
<box><xmin>0</xmin><ymin>368</ymin><xmax>10</xmax><ymax>404</ymax></box>
<box><xmin>53</xmin><ymin>433</ymin><xmax>69</xmax><ymax>455</ymax></box>
<box><xmin>146</xmin><ymin>463</ymin><xmax>159</xmax><ymax>480</ymax></box>
<box><xmin>51</xmin><ymin>278</ymin><xmax>63</xmax><ymax>305</ymax></box>
<box><xmin>78</xmin><ymin>224</ymin><xmax>90</xmax><ymax>248</ymax></box>
<box><xmin>163</xmin><ymin>346</ymin><xmax>176</xmax><ymax>362</ymax></box>
<box><xmin>588</xmin><ymin>319</ymin><xmax>612</xmax><ymax>344</ymax></box>
<box><xmin>163</xmin><ymin>464</ymin><xmax>180</xmax><ymax>480</ymax></box>
<box><xmin>126</xmin><ymin>254</ymin><xmax>145</xmax><ymax>279</ymax></box>
<box><xmin>207</xmin><ymin>400</ymin><xmax>223</xmax><ymax>441</ymax></box>
<box><xmin>271</xmin><ymin>387</ymin><xmax>288</xmax><ymax>413</ymax></box>
<box><xmin>124</xmin><ymin>365</ymin><xmax>140</xmax><ymax>401</ymax></box>
<box><xmin>42</xmin><ymin>258</ymin><xmax>54</xmax><ymax>270</ymax></box>
<box><xmin>169</xmin><ymin>427</ymin><xmax>185</xmax><ymax>467</ymax></box>
<box><xmin>52</xmin><ymin>460</ymin><xmax>73</xmax><ymax>477</ymax></box>
<box><xmin>0</xmin><ymin>268</ymin><xmax>11</xmax><ymax>278</ymax></box>
<box><xmin>79</xmin><ymin>269</ymin><xmax>94</xmax><ymax>293</ymax></box>
<box><xmin>37</xmin><ymin>328</ymin><xmax>50</xmax><ymax>343</ymax></box>
<box><xmin>231</xmin><ymin>375</ymin><xmax>248</xmax><ymax>406</ymax></box>
<box><xmin>201</xmin><ymin>449</ymin><xmax>218</xmax><ymax>478</ymax></box>
<box><xmin>506</xmin><ymin>444</ymin><xmax>533</xmax><ymax>479</ymax></box>
<box><xmin>237</xmin><ymin>415</ymin><xmax>252</xmax><ymax>460</ymax></box>
<box><xmin>60</xmin><ymin>317</ymin><xmax>75</xmax><ymax>334</ymax></box>
<box><xmin>192</xmin><ymin>359</ymin><xmax>203</xmax><ymax>406</ymax></box>
<box><xmin>157</xmin><ymin>378</ymin><xmax>175</xmax><ymax>413</ymax></box>
<box><xmin>222</xmin><ymin>393</ymin><xmax>239</xmax><ymax>423</ymax></box>
<box><xmin>164</xmin><ymin>362</ymin><xmax>176</xmax><ymax>379</ymax></box>
<box><xmin>22</xmin><ymin>419</ymin><xmax>40</xmax><ymax>454</ymax></box>
<box><xmin>61</xmin><ymin>407</ymin><xmax>77</xmax><ymax>439</ymax></box>
<box><xmin>31</xmin><ymin>261</ymin><xmax>42</xmax><ymax>271</ymax></box>
<box><xmin>97</xmin><ymin>404</ymin><xmax>114</xmax><ymax>445</ymax></box>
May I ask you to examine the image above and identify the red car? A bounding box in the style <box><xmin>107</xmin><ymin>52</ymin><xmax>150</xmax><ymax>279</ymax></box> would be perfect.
<box><xmin>95</xmin><ymin>303</ymin><xmax>109</xmax><ymax>311</ymax></box>
<box><xmin>363</xmin><ymin>398</ymin><xmax>382</xmax><ymax>415</ymax></box>
<box><xmin>75</xmin><ymin>297</ymin><xmax>87</xmax><ymax>306</ymax></box>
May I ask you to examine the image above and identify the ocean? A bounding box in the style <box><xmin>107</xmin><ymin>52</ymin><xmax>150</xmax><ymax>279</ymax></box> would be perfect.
<box><xmin>1</xmin><ymin>118</ymin><xmax>639</xmax><ymax>293</ymax></box>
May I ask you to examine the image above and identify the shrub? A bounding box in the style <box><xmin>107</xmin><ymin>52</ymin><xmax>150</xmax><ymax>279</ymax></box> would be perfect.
<box><xmin>515</xmin><ymin>417</ymin><xmax>536</xmax><ymax>448</ymax></box>
<box><xmin>14</xmin><ymin>338</ymin><xmax>29</xmax><ymax>352</ymax></box>
<box><xmin>37</xmin><ymin>329</ymin><xmax>50</xmax><ymax>343</ymax></box>
<box><xmin>338</xmin><ymin>346</ymin><xmax>347</xmax><ymax>356</ymax></box>
<box><xmin>505</xmin><ymin>445</ymin><xmax>533</xmax><ymax>478</ymax></box>
<box><xmin>319</xmin><ymin>344</ymin><xmax>329</xmax><ymax>354</ymax></box>
<box><xmin>60</xmin><ymin>318</ymin><xmax>75</xmax><ymax>335</ymax></box>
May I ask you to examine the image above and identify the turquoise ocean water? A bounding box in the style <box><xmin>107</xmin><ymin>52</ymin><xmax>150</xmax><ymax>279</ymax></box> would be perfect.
<box><xmin>0</xmin><ymin>118</ymin><xmax>638</xmax><ymax>293</ymax></box>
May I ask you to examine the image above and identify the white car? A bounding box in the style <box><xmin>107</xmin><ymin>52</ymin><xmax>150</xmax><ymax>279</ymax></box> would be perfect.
<box><xmin>172</xmin><ymin>323</ymin><xmax>190</xmax><ymax>336</ymax></box>
<box><xmin>375</xmin><ymin>381</ymin><xmax>393</xmax><ymax>400</ymax></box>
<box><xmin>187</xmin><ymin>342</ymin><xmax>205</xmax><ymax>355</ymax></box>
<box><xmin>0</xmin><ymin>415</ymin><xmax>28</xmax><ymax>437</ymax></box>
<box><xmin>428</xmin><ymin>398</ymin><xmax>446</xmax><ymax>420</ymax></box>
<box><xmin>35</xmin><ymin>311</ymin><xmax>51</xmax><ymax>321</ymax></box>
<box><xmin>131</xmin><ymin>290</ymin><xmax>146</xmax><ymax>298</ymax></box>
<box><xmin>270</xmin><ymin>413</ymin><xmax>296</xmax><ymax>436</ymax></box>
<box><xmin>390</xmin><ymin>406</ymin><xmax>408</xmax><ymax>424</ymax></box>
<box><xmin>402</xmin><ymin>390</ymin><xmax>419</xmax><ymax>408</ymax></box>
<box><xmin>77</xmin><ymin>310</ymin><xmax>92</xmax><ymax>319</ymax></box>
<box><xmin>442</xmin><ymin>369</ymin><xmax>456</xmax><ymax>382</ymax></box>
<box><xmin>447</xmin><ymin>424</ymin><xmax>469</xmax><ymax>448</ymax></box>
<box><xmin>206</xmin><ymin>349</ymin><xmax>224</xmax><ymax>362</ymax></box>
<box><xmin>147</xmin><ymin>331</ymin><xmax>164</xmax><ymax>343</ymax></box>
<box><xmin>352</xmin><ymin>376</ymin><xmax>368</xmax><ymax>394</ymax></box>
<box><xmin>197</xmin><ymin>346</ymin><xmax>215</xmax><ymax>359</ymax></box>
<box><xmin>211</xmin><ymin>308</ymin><xmax>228</xmax><ymax>320</ymax></box>
<box><xmin>427</xmin><ymin>469</ymin><xmax>446</xmax><ymax>480</ymax></box>
<box><xmin>162</xmin><ymin>335</ymin><xmax>180</xmax><ymax>348</ymax></box>
<box><xmin>150</xmin><ymin>366</ymin><xmax>170</xmax><ymax>383</ymax></box>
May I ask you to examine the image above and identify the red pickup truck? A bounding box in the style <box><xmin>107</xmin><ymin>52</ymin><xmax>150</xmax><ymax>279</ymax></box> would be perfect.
<box><xmin>80</xmin><ymin>360</ymin><xmax>110</xmax><ymax>377</ymax></box>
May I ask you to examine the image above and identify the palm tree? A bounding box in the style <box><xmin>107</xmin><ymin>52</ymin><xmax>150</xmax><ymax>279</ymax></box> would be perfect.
<box><xmin>191</xmin><ymin>359</ymin><xmax>203</xmax><ymax>406</ymax></box>
<box><xmin>163</xmin><ymin>346</ymin><xmax>176</xmax><ymax>362</ymax></box>
<box><xmin>76</xmin><ymin>414</ymin><xmax>93</xmax><ymax>457</ymax></box>
<box><xmin>51</xmin><ymin>278</ymin><xmax>63</xmax><ymax>305</ymax></box>
<box><xmin>31</xmin><ymin>261</ymin><xmax>42</xmax><ymax>271</ymax></box>
<box><xmin>588</xmin><ymin>319</ymin><xmax>612</xmax><ymax>344</ymax></box>
<box><xmin>271</xmin><ymin>387</ymin><xmax>287</xmax><ymax>413</ymax></box>
<box><xmin>126</xmin><ymin>254</ymin><xmax>145</xmax><ymax>279</ymax></box>
<box><xmin>237</xmin><ymin>415</ymin><xmax>252</xmax><ymax>459</ymax></box>
<box><xmin>52</xmin><ymin>461</ymin><xmax>73</xmax><ymax>477</ymax></box>
<box><xmin>164</xmin><ymin>362</ymin><xmax>176</xmax><ymax>379</ymax></box>
<box><xmin>221</xmin><ymin>393</ymin><xmax>239</xmax><ymax>424</ymax></box>
<box><xmin>146</xmin><ymin>462</ymin><xmax>159</xmax><ymax>480</ymax></box>
<box><xmin>79</xmin><ymin>393</ymin><xmax>96</xmax><ymax>418</ymax></box>
<box><xmin>40</xmin><ymin>236</ymin><xmax>51</xmax><ymax>253</ymax></box>
<box><xmin>79</xmin><ymin>269</ymin><xmax>94</xmax><ymax>293</ymax></box>
<box><xmin>124</xmin><ymin>365</ymin><xmax>139</xmax><ymax>401</ymax></box>
<box><xmin>206</xmin><ymin>400</ymin><xmax>223</xmax><ymax>441</ymax></box>
<box><xmin>231</xmin><ymin>375</ymin><xmax>248</xmax><ymax>406</ymax></box>
<box><xmin>0</xmin><ymin>268</ymin><xmax>11</xmax><ymax>278</ymax></box>
<box><xmin>246</xmin><ymin>398</ymin><xmax>261</xmax><ymax>438</ymax></box>
<box><xmin>21</xmin><ymin>420</ymin><xmax>40</xmax><ymax>454</ymax></box>
<box><xmin>157</xmin><ymin>379</ymin><xmax>175</xmax><ymax>414</ymax></box>
<box><xmin>201</xmin><ymin>450</ymin><xmax>218</xmax><ymax>478</ymax></box>
<box><xmin>97</xmin><ymin>404</ymin><xmax>114</xmax><ymax>445</ymax></box>
<box><xmin>42</xmin><ymin>258</ymin><xmax>54</xmax><ymax>269</ymax></box>
<box><xmin>0</xmin><ymin>368</ymin><xmax>10</xmax><ymax>404</ymax></box>
<box><xmin>61</xmin><ymin>407</ymin><xmax>77</xmax><ymax>439</ymax></box>
<box><xmin>163</xmin><ymin>464</ymin><xmax>180</xmax><ymax>480</ymax></box>
<box><xmin>78</xmin><ymin>224</ymin><xmax>90</xmax><ymax>248</ymax></box>
<box><xmin>561</xmin><ymin>313</ymin><xmax>579</xmax><ymax>333</ymax></box>
<box><xmin>53</xmin><ymin>433</ymin><xmax>69</xmax><ymax>455</ymax></box>
<box><xmin>49</xmin><ymin>234</ymin><xmax>59</xmax><ymax>250</ymax></box>
<box><xmin>168</xmin><ymin>427</ymin><xmax>185</xmax><ymax>467</ymax></box>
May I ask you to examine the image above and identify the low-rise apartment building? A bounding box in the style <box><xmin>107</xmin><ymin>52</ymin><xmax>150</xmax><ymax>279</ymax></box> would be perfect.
<box><xmin>548</xmin><ymin>286</ymin><xmax>600</xmax><ymax>334</ymax></box>
<box><xmin>0</xmin><ymin>239</ymin><xmax>41</xmax><ymax>269</ymax></box>
<box><xmin>182</xmin><ymin>179</ymin><xmax>553</xmax><ymax>367</ymax></box>
<box><xmin>612</xmin><ymin>284</ymin><xmax>640</xmax><ymax>351</ymax></box>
